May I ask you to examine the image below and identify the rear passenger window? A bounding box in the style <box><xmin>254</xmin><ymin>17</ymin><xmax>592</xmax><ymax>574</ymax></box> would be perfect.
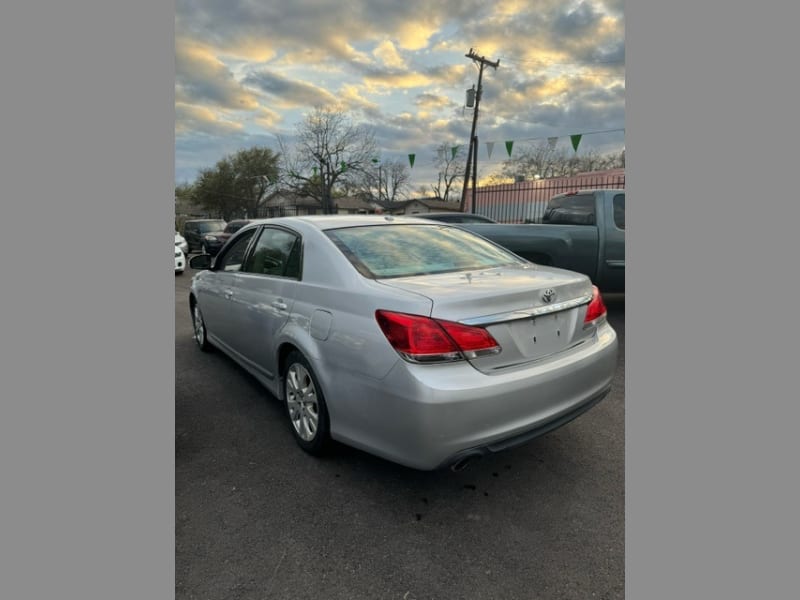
<box><xmin>243</xmin><ymin>228</ymin><xmax>302</xmax><ymax>278</ymax></box>
<box><xmin>613</xmin><ymin>194</ymin><xmax>625</xmax><ymax>230</ymax></box>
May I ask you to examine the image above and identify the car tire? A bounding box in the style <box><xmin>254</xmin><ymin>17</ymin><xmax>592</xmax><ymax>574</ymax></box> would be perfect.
<box><xmin>283</xmin><ymin>351</ymin><xmax>331</xmax><ymax>455</ymax></box>
<box><xmin>191</xmin><ymin>304</ymin><xmax>212</xmax><ymax>352</ymax></box>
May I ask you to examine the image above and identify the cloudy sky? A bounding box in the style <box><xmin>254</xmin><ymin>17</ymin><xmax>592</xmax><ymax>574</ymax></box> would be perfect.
<box><xmin>175</xmin><ymin>0</ymin><xmax>624</xmax><ymax>192</ymax></box>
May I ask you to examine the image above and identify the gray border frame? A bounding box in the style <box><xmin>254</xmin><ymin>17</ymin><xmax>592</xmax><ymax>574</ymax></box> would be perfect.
<box><xmin>627</xmin><ymin>2</ymin><xmax>797</xmax><ymax>598</ymax></box>
<box><xmin>3</xmin><ymin>1</ymin><xmax>798</xmax><ymax>598</ymax></box>
<box><xmin>1</xmin><ymin>3</ymin><xmax>174</xmax><ymax>599</ymax></box>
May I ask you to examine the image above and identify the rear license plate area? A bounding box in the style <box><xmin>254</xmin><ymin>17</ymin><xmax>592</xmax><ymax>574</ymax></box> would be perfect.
<box><xmin>521</xmin><ymin>312</ymin><xmax>569</xmax><ymax>358</ymax></box>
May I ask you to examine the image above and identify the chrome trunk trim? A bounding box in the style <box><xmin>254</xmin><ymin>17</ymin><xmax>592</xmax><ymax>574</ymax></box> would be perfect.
<box><xmin>459</xmin><ymin>294</ymin><xmax>593</xmax><ymax>326</ymax></box>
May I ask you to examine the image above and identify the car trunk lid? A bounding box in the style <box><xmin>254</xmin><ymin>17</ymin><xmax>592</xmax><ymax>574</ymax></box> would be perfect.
<box><xmin>378</xmin><ymin>265</ymin><xmax>594</xmax><ymax>372</ymax></box>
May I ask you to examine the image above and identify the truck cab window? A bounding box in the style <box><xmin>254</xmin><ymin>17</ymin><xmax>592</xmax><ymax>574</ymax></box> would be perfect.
<box><xmin>613</xmin><ymin>194</ymin><xmax>625</xmax><ymax>230</ymax></box>
<box><xmin>543</xmin><ymin>194</ymin><xmax>596</xmax><ymax>225</ymax></box>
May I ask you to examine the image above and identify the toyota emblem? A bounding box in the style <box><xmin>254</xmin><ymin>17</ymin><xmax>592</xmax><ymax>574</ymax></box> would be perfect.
<box><xmin>541</xmin><ymin>288</ymin><xmax>556</xmax><ymax>303</ymax></box>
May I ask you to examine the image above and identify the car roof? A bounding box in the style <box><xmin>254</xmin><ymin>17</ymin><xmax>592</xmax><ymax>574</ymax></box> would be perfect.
<box><xmin>418</xmin><ymin>212</ymin><xmax>468</xmax><ymax>217</ymax></box>
<box><xmin>238</xmin><ymin>214</ymin><xmax>441</xmax><ymax>232</ymax></box>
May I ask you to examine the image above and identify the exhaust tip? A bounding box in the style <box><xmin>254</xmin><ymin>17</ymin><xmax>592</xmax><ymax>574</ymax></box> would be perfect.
<box><xmin>450</xmin><ymin>453</ymin><xmax>482</xmax><ymax>472</ymax></box>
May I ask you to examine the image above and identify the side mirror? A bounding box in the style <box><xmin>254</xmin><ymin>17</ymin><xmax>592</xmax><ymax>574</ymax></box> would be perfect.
<box><xmin>189</xmin><ymin>255</ymin><xmax>212</xmax><ymax>270</ymax></box>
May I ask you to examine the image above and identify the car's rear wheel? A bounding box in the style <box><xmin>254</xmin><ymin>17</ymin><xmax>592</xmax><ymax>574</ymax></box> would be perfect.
<box><xmin>192</xmin><ymin>304</ymin><xmax>212</xmax><ymax>352</ymax></box>
<box><xmin>284</xmin><ymin>351</ymin><xmax>331</xmax><ymax>455</ymax></box>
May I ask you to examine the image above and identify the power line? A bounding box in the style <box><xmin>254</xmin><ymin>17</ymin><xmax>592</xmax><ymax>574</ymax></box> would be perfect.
<box><xmin>497</xmin><ymin>55</ymin><xmax>625</xmax><ymax>68</ymax></box>
<box><xmin>486</xmin><ymin>126</ymin><xmax>625</xmax><ymax>145</ymax></box>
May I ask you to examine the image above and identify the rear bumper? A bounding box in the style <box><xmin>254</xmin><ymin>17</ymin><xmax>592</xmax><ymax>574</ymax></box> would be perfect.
<box><xmin>327</xmin><ymin>322</ymin><xmax>618</xmax><ymax>470</ymax></box>
<box><xmin>439</xmin><ymin>383</ymin><xmax>611</xmax><ymax>470</ymax></box>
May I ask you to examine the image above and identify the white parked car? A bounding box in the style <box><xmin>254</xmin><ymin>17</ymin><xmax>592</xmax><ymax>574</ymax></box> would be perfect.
<box><xmin>175</xmin><ymin>246</ymin><xmax>185</xmax><ymax>275</ymax></box>
<box><xmin>175</xmin><ymin>231</ymin><xmax>189</xmax><ymax>255</ymax></box>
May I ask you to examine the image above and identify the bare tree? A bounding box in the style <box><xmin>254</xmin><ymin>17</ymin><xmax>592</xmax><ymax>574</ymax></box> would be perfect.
<box><xmin>355</xmin><ymin>158</ymin><xmax>412</xmax><ymax>203</ymax></box>
<box><xmin>491</xmin><ymin>142</ymin><xmax>625</xmax><ymax>181</ymax></box>
<box><xmin>382</xmin><ymin>160</ymin><xmax>411</xmax><ymax>202</ymax></box>
<box><xmin>430</xmin><ymin>143</ymin><xmax>465</xmax><ymax>202</ymax></box>
<box><xmin>279</xmin><ymin>107</ymin><xmax>377</xmax><ymax>214</ymax></box>
<box><xmin>342</xmin><ymin>158</ymin><xmax>411</xmax><ymax>203</ymax></box>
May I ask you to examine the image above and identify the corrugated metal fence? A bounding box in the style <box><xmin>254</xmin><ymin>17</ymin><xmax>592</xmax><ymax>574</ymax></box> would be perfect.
<box><xmin>464</xmin><ymin>170</ymin><xmax>625</xmax><ymax>223</ymax></box>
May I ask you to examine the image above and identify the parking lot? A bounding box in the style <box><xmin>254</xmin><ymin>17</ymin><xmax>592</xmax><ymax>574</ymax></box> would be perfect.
<box><xmin>175</xmin><ymin>267</ymin><xmax>625</xmax><ymax>600</ymax></box>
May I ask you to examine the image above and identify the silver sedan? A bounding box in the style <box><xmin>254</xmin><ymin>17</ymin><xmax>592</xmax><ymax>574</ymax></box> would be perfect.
<box><xmin>188</xmin><ymin>216</ymin><xmax>617</xmax><ymax>471</ymax></box>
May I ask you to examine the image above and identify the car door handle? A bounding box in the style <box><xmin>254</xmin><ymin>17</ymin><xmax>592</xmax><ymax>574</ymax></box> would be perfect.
<box><xmin>224</xmin><ymin>289</ymin><xmax>234</xmax><ymax>299</ymax></box>
<box><xmin>271</xmin><ymin>300</ymin><xmax>288</xmax><ymax>311</ymax></box>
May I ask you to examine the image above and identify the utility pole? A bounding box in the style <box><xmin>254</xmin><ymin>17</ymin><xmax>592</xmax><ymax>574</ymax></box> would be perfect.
<box><xmin>460</xmin><ymin>49</ymin><xmax>499</xmax><ymax>212</ymax></box>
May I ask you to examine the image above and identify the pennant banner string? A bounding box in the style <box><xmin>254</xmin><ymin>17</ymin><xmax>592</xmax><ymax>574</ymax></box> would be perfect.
<box><xmin>570</xmin><ymin>134</ymin><xmax>582</xmax><ymax>152</ymax></box>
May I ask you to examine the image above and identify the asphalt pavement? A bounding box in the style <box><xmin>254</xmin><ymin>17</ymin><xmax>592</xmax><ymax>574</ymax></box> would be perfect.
<box><xmin>175</xmin><ymin>266</ymin><xmax>625</xmax><ymax>600</ymax></box>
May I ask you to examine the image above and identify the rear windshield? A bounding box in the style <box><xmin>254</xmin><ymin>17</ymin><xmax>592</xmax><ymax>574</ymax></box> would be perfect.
<box><xmin>426</xmin><ymin>214</ymin><xmax>496</xmax><ymax>223</ymax></box>
<box><xmin>325</xmin><ymin>224</ymin><xmax>526</xmax><ymax>279</ymax></box>
<box><xmin>197</xmin><ymin>221</ymin><xmax>226</xmax><ymax>233</ymax></box>
<box><xmin>225</xmin><ymin>221</ymin><xmax>248</xmax><ymax>233</ymax></box>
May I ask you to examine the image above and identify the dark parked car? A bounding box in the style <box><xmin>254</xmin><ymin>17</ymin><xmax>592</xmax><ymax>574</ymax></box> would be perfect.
<box><xmin>182</xmin><ymin>219</ymin><xmax>226</xmax><ymax>254</ymax></box>
<box><xmin>199</xmin><ymin>219</ymin><xmax>254</xmax><ymax>256</ymax></box>
<box><xmin>417</xmin><ymin>212</ymin><xmax>497</xmax><ymax>224</ymax></box>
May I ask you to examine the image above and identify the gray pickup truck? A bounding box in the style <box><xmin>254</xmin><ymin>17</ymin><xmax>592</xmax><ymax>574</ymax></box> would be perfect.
<box><xmin>458</xmin><ymin>189</ymin><xmax>626</xmax><ymax>293</ymax></box>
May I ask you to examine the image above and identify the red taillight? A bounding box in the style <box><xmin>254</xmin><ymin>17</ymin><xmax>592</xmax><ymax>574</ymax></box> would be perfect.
<box><xmin>438</xmin><ymin>320</ymin><xmax>499</xmax><ymax>353</ymax></box>
<box><xmin>584</xmin><ymin>285</ymin><xmax>607</xmax><ymax>323</ymax></box>
<box><xmin>375</xmin><ymin>310</ymin><xmax>501</xmax><ymax>363</ymax></box>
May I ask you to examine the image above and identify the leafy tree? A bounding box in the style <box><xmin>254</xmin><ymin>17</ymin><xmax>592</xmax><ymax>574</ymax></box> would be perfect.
<box><xmin>190</xmin><ymin>147</ymin><xmax>280</xmax><ymax>219</ymax></box>
<box><xmin>229</xmin><ymin>147</ymin><xmax>280</xmax><ymax>218</ymax></box>
<box><xmin>192</xmin><ymin>159</ymin><xmax>238</xmax><ymax>219</ymax></box>
<box><xmin>279</xmin><ymin>107</ymin><xmax>377</xmax><ymax>214</ymax></box>
<box><xmin>175</xmin><ymin>182</ymin><xmax>194</xmax><ymax>204</ymax></box>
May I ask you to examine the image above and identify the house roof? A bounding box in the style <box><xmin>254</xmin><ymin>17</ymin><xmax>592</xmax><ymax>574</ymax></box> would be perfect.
<box><xmin>334</xmin><ymin>196</ymin><xmax>375</xmax><ymax>211</ymax></box>
<box><xmin>263</xmin><ymin>191</ymin><xmax>321</xmax><ymax>208</ymax></box>
<box><xmin>388</xmin><ymin>198</ymin><xmax>462</xmax><ymax>212</ymax></box>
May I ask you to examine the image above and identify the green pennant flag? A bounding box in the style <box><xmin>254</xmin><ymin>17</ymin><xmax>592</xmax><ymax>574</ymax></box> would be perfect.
<box><xmin>372</xmin><ymin>157</ymin><xmax>380</xmax><ymax>164</ymax></box>
<box><xmin>505</xmin><ymin>140</ymin><xmax>514</xmax><ymax>156</ymax></box>
<box><xmin>341</xmin><ymin>161</ymin><xmax>347</xmax><ymax>172</ymax></box>
<box><xmin>313</xmin><ymin>166</ymin><xmax>318</xmax><ymax>177</ymax></box>
<box><xmin>408</xmin><ymin>153</ymin><xmax>416</xmax><ymax>168</ymax></box>
<box><xmin>451</xmin><ymin>146</ymin><xmax>459</xmax><ymax>160</ymax></box>
<box><xmin>570</xmin><ymin>134</ymin><xmax>582</xmax><ymax>152</ymax></box>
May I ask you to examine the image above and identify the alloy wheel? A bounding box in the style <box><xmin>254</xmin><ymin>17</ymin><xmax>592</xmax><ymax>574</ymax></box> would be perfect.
<box><xmin>285</xmin><ymin>363</ymin><xmax>319</xmax><ymax>442</ymax></box>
